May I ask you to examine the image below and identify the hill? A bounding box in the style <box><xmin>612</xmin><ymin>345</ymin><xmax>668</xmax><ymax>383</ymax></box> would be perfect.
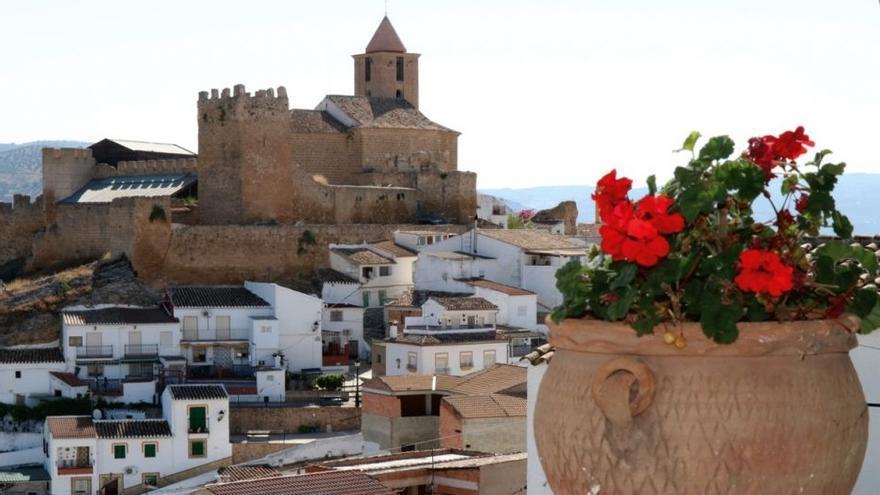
<box><xmin>481</xmin><ymin>173</ymin><xmax>880</xmax><ymax>235</ymax></box>
<box><xmin>0</xmin><ymin>141</ymin><xmax>88</xmax><ymax>201</ymax></box>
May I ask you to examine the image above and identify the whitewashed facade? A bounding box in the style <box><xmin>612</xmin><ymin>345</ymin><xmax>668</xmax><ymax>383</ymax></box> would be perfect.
<box><xmin>329</xmin><ymin>242</ymin><xmax>417</xmax><ymax>308</ymax></box>
<box><xmin>477</xmin><ymin>193</ymin><xmax>509</xmax><ymax>228</ymax></box>
<box><xmin>0</xmin><ymin>348</ymin><xmax>68</xmax><ymax>406</ymax></box>
<box><xmin>322</xmin><ymin>304</ymin><xmax>367</xmax><ymax>364</ymax></box>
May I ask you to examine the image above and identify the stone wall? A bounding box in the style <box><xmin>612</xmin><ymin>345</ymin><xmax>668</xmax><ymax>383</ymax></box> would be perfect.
<box><xmin>359</xmin><ymin>128</ymin><xmax>457</xmax><ymax>173</ymax></box>
<box><xmin>41</xmin><ymin>148</ymin><xmax>95</xmax><ymax>202</ymax></box>
<box><xmin>292</xmin><ymin>131</ymin><xmax>359</xmax><ymax>185</ymax></box>
<box><xmin>417</xmin><ymin>171</ymin><xmax>478</xmax><ymax>224</ymax></box>
<box><xmin>0</xmin><ymin>195</ymin><xmax>44</xmax><ymax>275</ymax></box>
<box><xmin>228</xmin><ymin>405</ymin><xmax>361</xmax><ymax>434</ymax></box>
<box><xmin>93</xmin><ymin>158</ymin><xmax>198</xmax><ymax>178</ymax></box>
<box><xmin>231</xmin><ymin>442</ymin><xmax>291</xmax><ymax>464</ymax></box>
<box><xmin>138</xmin><ymin>222</ymin><xmax>465</xmax><ymax>284</ymax></box>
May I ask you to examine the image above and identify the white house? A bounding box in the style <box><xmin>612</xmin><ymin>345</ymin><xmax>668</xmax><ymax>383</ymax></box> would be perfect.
<box><xmin>522</xmin><ymin>345</ymin><xmax>553</xmax><ymax>495</ymax></box>
<box><xmin>417</xmin><ymin>229</ymin><xmax>588</xmax><ymax>309</ymax></box>
<box><xmin>477</xmin><ymin>193</ymin><xmax>509</xmax><ymax>228</ymax></box>
<box><xmin>0</xmin><ymin>348</ymin><xmax>68</xmax><ymax>406</ymax></box>
<box><xmin>43</xmin><ymin>384</ymin><xmax>231</xmax><ymax>495</ymax></box>
<box><xmin>61</xmin><ymin>305</ymin><xmax>181</xmax><ymax>404</ymax></box>
<box><xmin>322</xmin><ymin>304</ymin><xmax>367</xmax><ymax>367</ymax></box>
<box><xmin>328</xmin><ymin>241</ymin><xmax>417</xmax><ymax>308</ymax></box>
<box><xmin>392</xmin><ymin>230</ymin><xmax>458</xmax><ymax>253</ymax></box>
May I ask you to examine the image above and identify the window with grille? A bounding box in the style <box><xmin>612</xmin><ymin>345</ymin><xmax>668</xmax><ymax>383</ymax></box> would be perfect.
<box><xmin>396</xmin><ymin>57</ymin><xmax>404</xmax><ymax>81</ymax></box>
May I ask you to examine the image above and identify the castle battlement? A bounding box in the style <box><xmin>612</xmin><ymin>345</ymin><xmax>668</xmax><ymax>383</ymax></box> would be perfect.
<box><xmin>93</xmin><ymin>158</ymin><xmax>198</xmax><ymax>178</ymax></box>
<box><xmin>42</xmin><ymin>147</ymin><xmax>94</xmax><ymax>163</ymax></box>
<box><xmin>198</xmin><ymin>84</ymin><xmax>288</xmax><ymax>103</ymax></box>
<box><xmin>197</xmin><ymin>84</ymin><xmax>289</xmax><ymax>123</ymax></box>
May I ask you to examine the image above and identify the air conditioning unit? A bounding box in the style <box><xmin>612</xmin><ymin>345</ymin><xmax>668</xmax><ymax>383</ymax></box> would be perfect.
<box><xmin>125</xmin><ymin>466</ymin><xmax>138</xmax><ymax>475</ymax></box>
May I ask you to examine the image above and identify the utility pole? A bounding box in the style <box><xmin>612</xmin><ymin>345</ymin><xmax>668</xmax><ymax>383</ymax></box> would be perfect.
<box><xmin>354</xmin><ymin>360</ymin><xmax>361</xmax><ymax>408</ymax></box>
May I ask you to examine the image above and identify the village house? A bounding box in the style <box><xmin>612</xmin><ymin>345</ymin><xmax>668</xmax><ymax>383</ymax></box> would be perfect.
<box><xmin>392</xmin><ymin>230</ymin><xmax>459</xmax><ymax>253</ymax></box>
<box><xmin>60</xmin><ymin>306</ymin><xmax>180</xmax><ymax>404</ymax></box>
<box><xmin>361</xmin><ymin>364</ymin><xmax>526</xmax><ymax>452</ymax></box>
<box><xmin>199</xmin><ymin>469</ymin><xmax>396</xmax><ymax>495</ymax></box>
<box><xmin>416</xmin><ymin>229</ymin><xmax>588</xmax><ymax>309</ymax></box>
<box><xmin>302</xmin><ymin>449</ymin><xmax>527</xmax><ymax>495</ymax></box>
<box><xmin>0</xmin><ymin>348</ymin><xmax>68</xmax><ymax>406</ymax></box>
<box><xmin>43</xmin><ymin>384</ymin><xmax>231</xmax><ymax>495</ymax></box>
<box><xmin>477</xmin><ymin>193</ymin><xmax>509</xmax><ymax>229</ymax></box>
<box><xmin>321</xmin><ymin>303</ymin><xmax>366</xmax><ymax>367</ymax></box>
<box><xmin>327</xmin><ymin>240</ymin><xmax>417</xmax><ymax>309</ymax></box>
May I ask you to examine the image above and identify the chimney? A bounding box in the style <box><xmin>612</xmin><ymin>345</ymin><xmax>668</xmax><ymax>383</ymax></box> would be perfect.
<box><xmin>389</xmin><ymin>321</ymin><xmax>399</xmax><ymax>339</ymax></box>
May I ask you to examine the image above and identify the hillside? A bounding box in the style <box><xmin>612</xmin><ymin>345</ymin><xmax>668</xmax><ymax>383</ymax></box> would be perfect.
<box><xmin>482</xmin><ymin>173</ymin><xmax>880</xmax><ymax>235</ymax></box>
<box><xmin>0</xmin><ymin>140</ymin><xmax>88</xmax><ymax>201</ymax></box>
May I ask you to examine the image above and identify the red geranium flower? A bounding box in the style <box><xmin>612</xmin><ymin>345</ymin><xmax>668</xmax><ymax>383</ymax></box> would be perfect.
<box><xmin>734</xmin><ymin>249</ymin><xmax>794</xmax><ymax>297</ymax></box>
<box><xmin>599</xmin><ymin>202</ymin><xmax>670</xmax><ymax>267</ymax></box>
<box><xmin>635</xmin><ymin>194</ymin><xmax>685</xmax><ymax>234</ymax></box>
<box><xmin>746</xmin><ymin>135</ymin><xmax>778</xmax><ymax>180</ymax></box>
<box><xmin>593</xmin><ymin>170</ymin><xmax>632</xmax><ymax>222</ymax></box>
<box><xmin>795</xmin><ymin>194</ymin><xmax>810</xmax><ymax>213</ymax></box>
<box><xmin>772</xmin><ymin>126</ymin><xmax>814</xmax><ymax>161</ymax></box>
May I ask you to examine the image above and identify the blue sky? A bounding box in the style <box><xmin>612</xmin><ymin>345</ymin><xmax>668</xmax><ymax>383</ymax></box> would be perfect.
<box><xmin>1</xmin><ymin>0</ymin><xmax>877</xmax><ymax>188</ymax></box>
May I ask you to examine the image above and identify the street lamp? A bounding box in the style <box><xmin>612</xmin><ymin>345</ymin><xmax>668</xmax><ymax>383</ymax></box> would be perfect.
<box><xmin>354</xmin><ymin>360</ymin><xmax>361</xmax><ymax>408</ymax></box>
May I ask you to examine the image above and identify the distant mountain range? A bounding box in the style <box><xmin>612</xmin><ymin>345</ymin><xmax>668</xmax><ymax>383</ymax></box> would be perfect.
<box><xmin>0</xmin><ymin>141</ymin><xmax>88</xmax><ymax>201</ymax></box>
<box><xmin>482</xmin><ymin>172</ymin><xmax>880</xmax><ymax>235</ymax></box>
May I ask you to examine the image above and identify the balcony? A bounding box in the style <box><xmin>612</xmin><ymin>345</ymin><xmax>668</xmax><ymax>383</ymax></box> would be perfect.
<box><xmin>76</xmin><ymin>345</ymin><xmax>113</xmax><ymax>359</ymax></box>
<box><xmin>181</xmin><ymin>328</ymin><xmax>249</xmax><ymax>342</ymax></box>
<box><xmin>405</xmin><ymin>324</ymin><xmax>496</xmax><ymax>331</ymax></box>
<box><xmin>124</xmin><ymin>344</ymin><xmax>158</xmax><ymax>359</ymax></box>
<box><xmin>57</xmin><ymin>463</ymin><xmax>93</xmax><ymax>476</ymax></box>
<box><xmin>187</xmin><ymin>364</ymin><xmax>254</xmax><ymax>379</ymax></box>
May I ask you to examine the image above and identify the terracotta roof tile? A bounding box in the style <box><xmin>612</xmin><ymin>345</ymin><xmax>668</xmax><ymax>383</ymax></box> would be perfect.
<box><xmin>386</xmin><ymin>331</ymin><xmax>502</xmax><ymax>345</ymax></box>
<box><xmin>289</xmin><ymin>109</ymin><xmax>348</xmax><ymax>134</ymax></box>
<box><xmin>429</xmin><ymin>296</ymin><xmax>498</xmax><ymax>311</ymax></box>
<box><xmin>460</xmin><ymin>278</ymin><xmax>534</xmax><ymax>296</ymax></box>
<box><xmin>369</xmin><ymin>240</ymin><xmax>417</xmax><ymax>258</ymax></box>
<box><xmin>363</xmin><ymin>374</ymin><xmax>462</xmax><ymax>393</ymax></box>
<box><xmin>365</xmin><ymin>16</ymin><xmax>407</xmax><ymax>53</ymax></box>
<box><xmin>478</xmin><ymin>228</ymin><xmax>581</xmax><ymax>250</ymax></box>
<box><xmin>332</xmin><ymin>247</ymin><xmax>394</xmax><ymax>265</ymax></box>
<box><xmin>62</xmin><ymin>307</ymin><xmax>178</xmax><ymax>326</ymax></box>
<box><xmin>50</xmin><ymin>372</ymin><xmax>87</xmax><ymax>387</ymax></box>
<box><xmin>94</xmin><ymin>419</ymin><xmax>172</xmax><ymax>438</ymax></box>
<box><xmin>46</xmin><ymin>416</ymin><xmax>95</xmax><ymax>439</ymax></box>
<box><xmin>325</xmin><ymin>95</ymin><xmax>453</xmax><ymax>132</ymax></box>
<box><xmin>206</xmin><ymin>470</ymin><xmax>395</xmax><ymax>495</ymax></box>
<box><xmin>168</xmin><ymin>384</ymin><xmax>228</xmax><ymax>400</ymax></box>
<box><xmin>218</xmin><ymin>464</ymin><xmax>282</xmax><ymax>483</ymax></box>
<box><xmin>449</xmin><ymin>364</ymin><xmax>527</xmax><ymax>395</ymax></box>
<box><xmin>443</xmin><ymin>394</ymin><xmax>527</xmax><ymax>419</ymax></box>
<box><xmin>0</xmin><ymin>347</ymin><xmax>64</xmax><ymax>364</ymax></box>
<box><xmin>168</xmin><ymin>287</ymin><xmax>270</xmax><ymax>308</ymax></box>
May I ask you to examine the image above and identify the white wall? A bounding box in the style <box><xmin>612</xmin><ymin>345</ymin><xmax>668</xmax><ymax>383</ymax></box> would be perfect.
<box><xmin>322</xmin><ymin>281</ymin><xmax>361</xmax><ymax>306</ymax></box>
<box><xmin>94</xmin><ymin>434</ymin><xmax>173</xmax><ymax>490</ymax></box>
<box><xmin>162</xmin><ymin>392</ymin><xmax>232</xmax><ymax>475</ymax></box>
<box><xmin>246</xmin><ymin>282</ymin><xmax>323</xmax><ymax>372</ymax></box>
<box><xmin>526</xmin><ymin>363</ymin><xmax>552</xmax><ymax>495</ymax></box>
<box><xmin>255</xmin><ymin>432</ymin><xmax>381</xmax><ymax>467</ymax></box>
<box><xmin>46</xmin><ymin>432</ymin><xmax>98</xmax><ymax>495</ymax></box>
<box><xmin>853</xmin><ymin>332</ymin><xmax>880</xmax><ymax>495</ymax></box>
<box><xmin>477</xmin><ymin>194</ymin><xmax>508</xmax><ymax>229</ymax></box>
<box><xmin>249</xmin><ymin>317</ymin><xmax>280</xmax><ymax>368</ymax></box>
<box><xmin>0</xmin><ymin>362</ymin><xmax>68</xmax><ymax>406</ymax></box>
<box><xmin>383</xmin><ymin>341</ymin><xmax>509</xmax><ymax>377</ymax></box>
<box><xmin>256</xmin><ymin>369</ymin><xmax>285</xmax><ymax>402</ymax></box>
<box><xmin>173</xmin><ymin>306</ymin><xmax>272</xmax><ymax>342</ymax></box>
<box><xmin>322</xmin><ymin>306</ymin><xmax>367</xmax><ymax>359</ymax></box>
<box><xmin>474</xmin><ymin>288</ymin><xmax>537</xmax><ymax>330</ymax></box>
<box><xmin>0</xmin><ymin>446</ymin><xmax>43</xmax><ymax>468</ymax></box>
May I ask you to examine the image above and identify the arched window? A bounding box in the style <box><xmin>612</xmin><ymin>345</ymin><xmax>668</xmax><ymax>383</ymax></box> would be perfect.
<box><xmin>396</xmin><ymin>57</ymin><xmax>404</xmax><ymax>81</ymax></box>
<box><xmin>365</xmin><ymin>57</ymin><xmax>372</xmax><ymax>82</ymax></box>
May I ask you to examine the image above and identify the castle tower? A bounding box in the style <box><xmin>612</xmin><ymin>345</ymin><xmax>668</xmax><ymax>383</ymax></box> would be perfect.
<box><xmin>197</xmin><ymin>85</ymin><xmax>294</xmax><ymax>224</ymax></box>
<box><xmin>353</xmin><ymin>16</ymin><xmax>420</xmax><ymax>108</ymax></box>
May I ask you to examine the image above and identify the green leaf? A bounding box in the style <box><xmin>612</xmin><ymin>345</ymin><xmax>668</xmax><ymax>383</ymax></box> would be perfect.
<box><xmin>699</xmin><ymin>290</ymin><xmax>743</xmax><ymax>344</ymax></box>
<box><xmin>815</xmin><ymin>241</ymin><xmax>877</xmax><ymax>277</ymax></box>
<box><xmin>832</xmin><ymin>211</ymin><xmax>853</xmax><ymax>239</ymax></box>
<box><xmin>632</xmin><ymin>315</ymin><xmax>659</xmax><ymax>336</ymax></box>
<box><xmin>610</xmin><ymin>263</ymin><xmax>638</xmax><ymax>290</ymax></box>
<box><xmin>715</xmin><ymin>159</ymin><xmax>765</xmax><ymax>202</ymax></box>
<box><xmin>698</xmin><ymin>136</ymin><xmax>736</xmax><ymax>161</ymax></box>
<box><xmin>606</xmin><ymin>287</ymin><xmax>636</xmax><ymax>321</ymax></box>
<box><xmin>647</xmin><ymin>175</ymin><xmax>657</xmax><ymax>196</ymax></box>
<box><xmin>679</xmin><ymin>131</ymin><xmax>702</xmax><ymax>152</ymax></box>
<box><xmin>856</xmin><ymin>299</ymin><xmax>880</xmax><ymax>334</ymax></box>
<box><xmin>849</xmin><ymin>289</ymin><xmax>878</xmax><ymax>318</ymax></box>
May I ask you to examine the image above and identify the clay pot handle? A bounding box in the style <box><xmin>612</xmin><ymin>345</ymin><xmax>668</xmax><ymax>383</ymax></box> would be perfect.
<box><xmin>591</xmin><ymin>357</ymin><xmax>656</xmax><ymax>428</ymax></box>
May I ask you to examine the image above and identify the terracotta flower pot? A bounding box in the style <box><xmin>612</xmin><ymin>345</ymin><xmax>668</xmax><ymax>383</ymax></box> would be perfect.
<box><xmin>534</xmin><ymin>317</ymin><xmax>868</xmax><ymax>495</ymax></box>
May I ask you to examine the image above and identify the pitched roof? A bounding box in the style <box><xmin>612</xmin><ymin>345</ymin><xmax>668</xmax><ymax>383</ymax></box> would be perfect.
<box><xmin>168</xmin><ymin>287</ymin><xmax>270</xmax><ymax>308</ymax></box>
<box><xmin>62</xmin><ymin>307</ymin><xmax>177</xmax><ymax>326</ymax></box>
<box><xmin>443</xmin><ymin>394</ymin><xmax>527</xmax><ymax>419</ymax></box>
<box><xmin>315</xmin><ymin>268</ymin><xmax>360</xmax><ymax>284</ymax></box>
<box><xmin>331</xmin><ymin>247</ymin><xmax>394</xmax><ymax>265</ymax></box>
<box><xmin>388</xmin><ymin>331</ymin><xmax>502</xmax><ymax>345</ymax></box>
<box><xmin>478</xmin><ymin>229</ymin><xmax>582</xmax><ymax>250</ymax></box>
<box><xmin>50</xmin><ymin>372</ymin><xmax>87</xmax><ymax>387</ymax></box>
<box><xmin>461</xmin><ymin>278</ymin><xmax>534</xmax><ymax>296</ymax></box>
<box><xmin>94</xmin><ymin>419</ymin><xmax>172</xmax><ymax>438</ymax></box>
<box><xmin>385</xmin><ymin>289</ymin><xmax>470</xmax><ymax>309</ymax></box>
<box><xmin>449</xmin><ymin>364</ymin><xmax>527</xmax><ymax>395</ymax></box>
<box><xmin>425</xmin><ymin>251</ymin><xmax>496</xmax><ymax>261</ymax></box>
<box><xmin>91</xmin><ymin>138</ymin><xmax>195</xmax><ymax>156</ymax></box>
<box><xmin>363</xmin><ymin>374</ymin><xmax>462</xmax><ymax>394</ymax></box>
<box><xmin>0</xmin><ymin>347</ymin><xmax>64</xmax><ymax>364</ymax></box>
<box><xmin>218</xmin><ymin>464</ymin><xmax>283</xmax><ymax>483</ymax></box>
<box><xmin>428</xmin><ymin>296</ymin><xmax>498</xmax><ymax>311</ymax></box>
<box><xmin>365</xmin><ymin>16</ymin><xmax>407</xmax><ymax>53</ymax></box>
<box><xmin>46</xmin><ymin>416</ymin><xmax>95</xmax><ymax>439</ymax></box>
<box><xmin>59</xmin><ymin>173</ymin><xmax>197</xmax><ymax>204</ymax></box>
<box><xmin>369</xmin><ymin>240</ymin><xmax>417</xmax><ymax>258</ymax></box>
<box><xmin>325</xmin><ymin>95</ymin><xmax>453</xmax><ymax>132</ymax></box>
<box><xmin>206</xmin><ymin>470</ymin><xmax>395</xmax><ymax>495</ymax></box>
<box><xmin>168</xmin><ymin>384</ymin><xmax>228</xmax><ymax>400</ymax></box>
<box><xmin>289</xmin><ymin>109</ymin><xmax>348</xmax><ymax>134</ymax></box>
<box><xmin>0</xmin><ymin>466</ymin><xmax>51</xmax><ymax>483</ymax></box>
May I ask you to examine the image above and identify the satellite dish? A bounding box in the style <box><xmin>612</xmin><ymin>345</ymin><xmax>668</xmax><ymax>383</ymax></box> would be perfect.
<box><xmin>92</xmin><ymin>409</ymin><xmax>103</xmax><ymax>420</ymax></box>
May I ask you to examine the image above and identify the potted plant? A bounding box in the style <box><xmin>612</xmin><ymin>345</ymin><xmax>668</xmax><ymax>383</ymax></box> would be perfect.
<box><xmin>535</xmin><ymin>128</ymin><xmax>875</xmax><ymax>494</ymax></box>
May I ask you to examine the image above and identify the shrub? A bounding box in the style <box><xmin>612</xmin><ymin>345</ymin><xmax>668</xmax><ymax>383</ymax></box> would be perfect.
<box><xmin>315</xmin><ymin>373</ymin><xmax>345</xmax><ymax>391</ymax></box>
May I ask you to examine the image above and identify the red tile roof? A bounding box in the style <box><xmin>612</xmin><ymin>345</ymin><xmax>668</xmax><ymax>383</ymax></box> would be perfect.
<box><xmin>443</xmin><ymin>394</ymin><xmax>527</xmax><ymax>419</ymax></box>
<box><xmin>449</xmin><ymin>364</ymin><xmax>527</xmax><ymax>395</ymax></box>
<box><xmin>46</xmin><ymin>416</ymin><xmax>95</xmax><ymax>439</ymax></box>
<box><xmin>217</xmin><ymin>464</ymin><xmax>282</xmax><ymax>483</ymax></box>
<box><xmin>206</xmin><ymin>470</ymin><xmax>395</xmax><ymax>495</ymax></box>
<box><xmin>49</xmin><ymin>372</ymin><xmax>87</xmax><ymax>387</ymax></box>
<box><xmin>369</xmin><ymin>240</ymin><xmax>417</xmax><ymax>258</ymax></box>
<box><xmin>461</xmin><ymin>278</ymin><xmax>535</xmax><ymax>296</ymax></box>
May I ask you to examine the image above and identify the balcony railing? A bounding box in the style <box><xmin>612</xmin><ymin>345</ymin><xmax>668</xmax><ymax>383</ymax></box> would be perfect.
<box><xmin>124</xmin><ymin>344</ymin><xmax>158</xmax><ymax>358</ymax></box>
<box><xmin>181</xmin><ymin>328</ymin><xmax>249</xmax><ymax>341</ymax></box>
<box><xmin>76</xmin><ymin>345</ymin><xmax>113</xmax><ymax>359</ymax></box>
<box><xmin>187</xmin><ymin>364</ymin><xmax>254</xmax><ymax>379</ymax></box>
<box><xmin>406</xmin><ymin>324</ymin><xmax>495</xmax><ymax>331</ymax></box>
<box><xmin>57</xmin><ymin>462</ymin><xmax>93</xmax><ymax>475</ymax></box>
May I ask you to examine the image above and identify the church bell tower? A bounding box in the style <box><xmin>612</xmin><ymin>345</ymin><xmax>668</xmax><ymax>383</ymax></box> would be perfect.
<box><xmin>353</xmin><ymin>16</ymin><xmax>420</xmax><ymax>108</ymax></box>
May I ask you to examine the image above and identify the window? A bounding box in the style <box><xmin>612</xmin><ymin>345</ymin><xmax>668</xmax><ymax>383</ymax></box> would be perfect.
<box><xmin>266</xmin><ymin>374</ymin><xmax>275</xmax><ymax>382</ymax></box>
<box><xmin>183</xmin><ymin>316</ymin><xmax>198</xmax><ymax>340</ymax></box>
<box><xmin>362</xmin><ymin>291</ymin><xmax>371</xmax><ymax>307</ymax></box>
<box><xmin>71</xmin><ymin>478</ymin><xmax>91</xmax><ymax>495</ymax></box>
<box><xmin>427</xmin><ymin>236</ymin><xmax>435</xmax><ymax>245</ymax></box>
<box><xmin>192</xmin><ymin>348</ymin><xmax>207</xmax><ymax>363</ymax></box>
<box><xmin>484</xmin><ymin>350</ymin><xmax>496</xmax><ymax>367</ymax></box>
<box><xmin>68</xmin><ymin>336</ymin><xmax>83</xmax><ymax>347</ymax></box>
<box><xmin>365</xmin><ymin>57</ymin><xmax>372</xmax><ymax>81</ymax></box>
<box><xmin>417</xmin><ymin>237</ymin><xmax>426</xmax><ymax>246</ymax></box>
<box><xmin>189</xmin><ymin>439</ymin><xmax>206</xmax><ymax>458</ymax></box>
<box><xmin>362</xmin><ymin>266</ymin><xmax>375</xmax><ymax>279</ymax></box>
<box><xmin>87</xmin><ymin>365</ymin><xmax>103</xmax><ymax>377</ymax></box>
<box><xmin>330</xmin><ymin>310</ymin><xmax>343</xmax><ymax>322</ymax></box>
<box><xmin>378</xmin><ymin>290</ymin><xmax>387</xmax><ymax>306</ymax></box>
<box><xmin>435</xmin><ymin>353</ymin><xmax>449</xmax><ymax>374</ymax></box>
<box><xmin>407</xmin><ymin>352</ymin><xmax>417</xmax><ymax>371</ymax></box>
<box><xmin>396</xmin><ymin>89</ymin><xmax>402</xmax><ymax>98</ymax></box>
<box><xmin>189</xmin><ymin>406</ymin><xmax>207</xmax><ymax>433</ymax></box>
<box><xmin>460</xmin><ymin>351</ymin><xmax>474</xmax><ymax>370</ymax></box>
<box><xmin>143</xmin><ymin>442</ymin><xmax>157</xmax><ymax>458</ymax></box>
<box><xmin>142</xmin><ymin>473</ymin><xmax>159</xmax><ymax>488</ymax></box>
<box><xmin>113</xmin><ymin>444</ymin><xmax>127</xmax><ymax>459</ymax></box>
<box><xmin>14</xmin><ymin>371</ymin><xmax>21</xmax><ymax>379</ymax></box>
<box><xmin>261</xmin><ymin>325</ymin><xmax>272</xmax><ymax>333</ymax></box>
<box><xmin>379</xmin><ymin>266</ymin><xmax>391</xmax><ymax>277</ymax></box>
<box><xmin>517</xmin><ymin>305</ymin><xmax>528</xmax><ymax>317</ymax></box>
<box><xmin>396</xmin><ymin>56</ymin><xmax>404</xmax><ymax>81</ymax></box>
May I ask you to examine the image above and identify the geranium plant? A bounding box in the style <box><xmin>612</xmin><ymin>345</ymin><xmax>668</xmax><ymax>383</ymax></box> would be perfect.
<box><xmin>553</xmin><ymin>127</ymin><xmax>880</xmax><ymax>345</ymax></box>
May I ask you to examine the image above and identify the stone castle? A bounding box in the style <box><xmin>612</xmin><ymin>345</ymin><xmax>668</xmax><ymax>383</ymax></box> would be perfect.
<box><xmin>0</xmin><ymin>17</ymin><xmax>475</xmax><ymax>282</ymax></box>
